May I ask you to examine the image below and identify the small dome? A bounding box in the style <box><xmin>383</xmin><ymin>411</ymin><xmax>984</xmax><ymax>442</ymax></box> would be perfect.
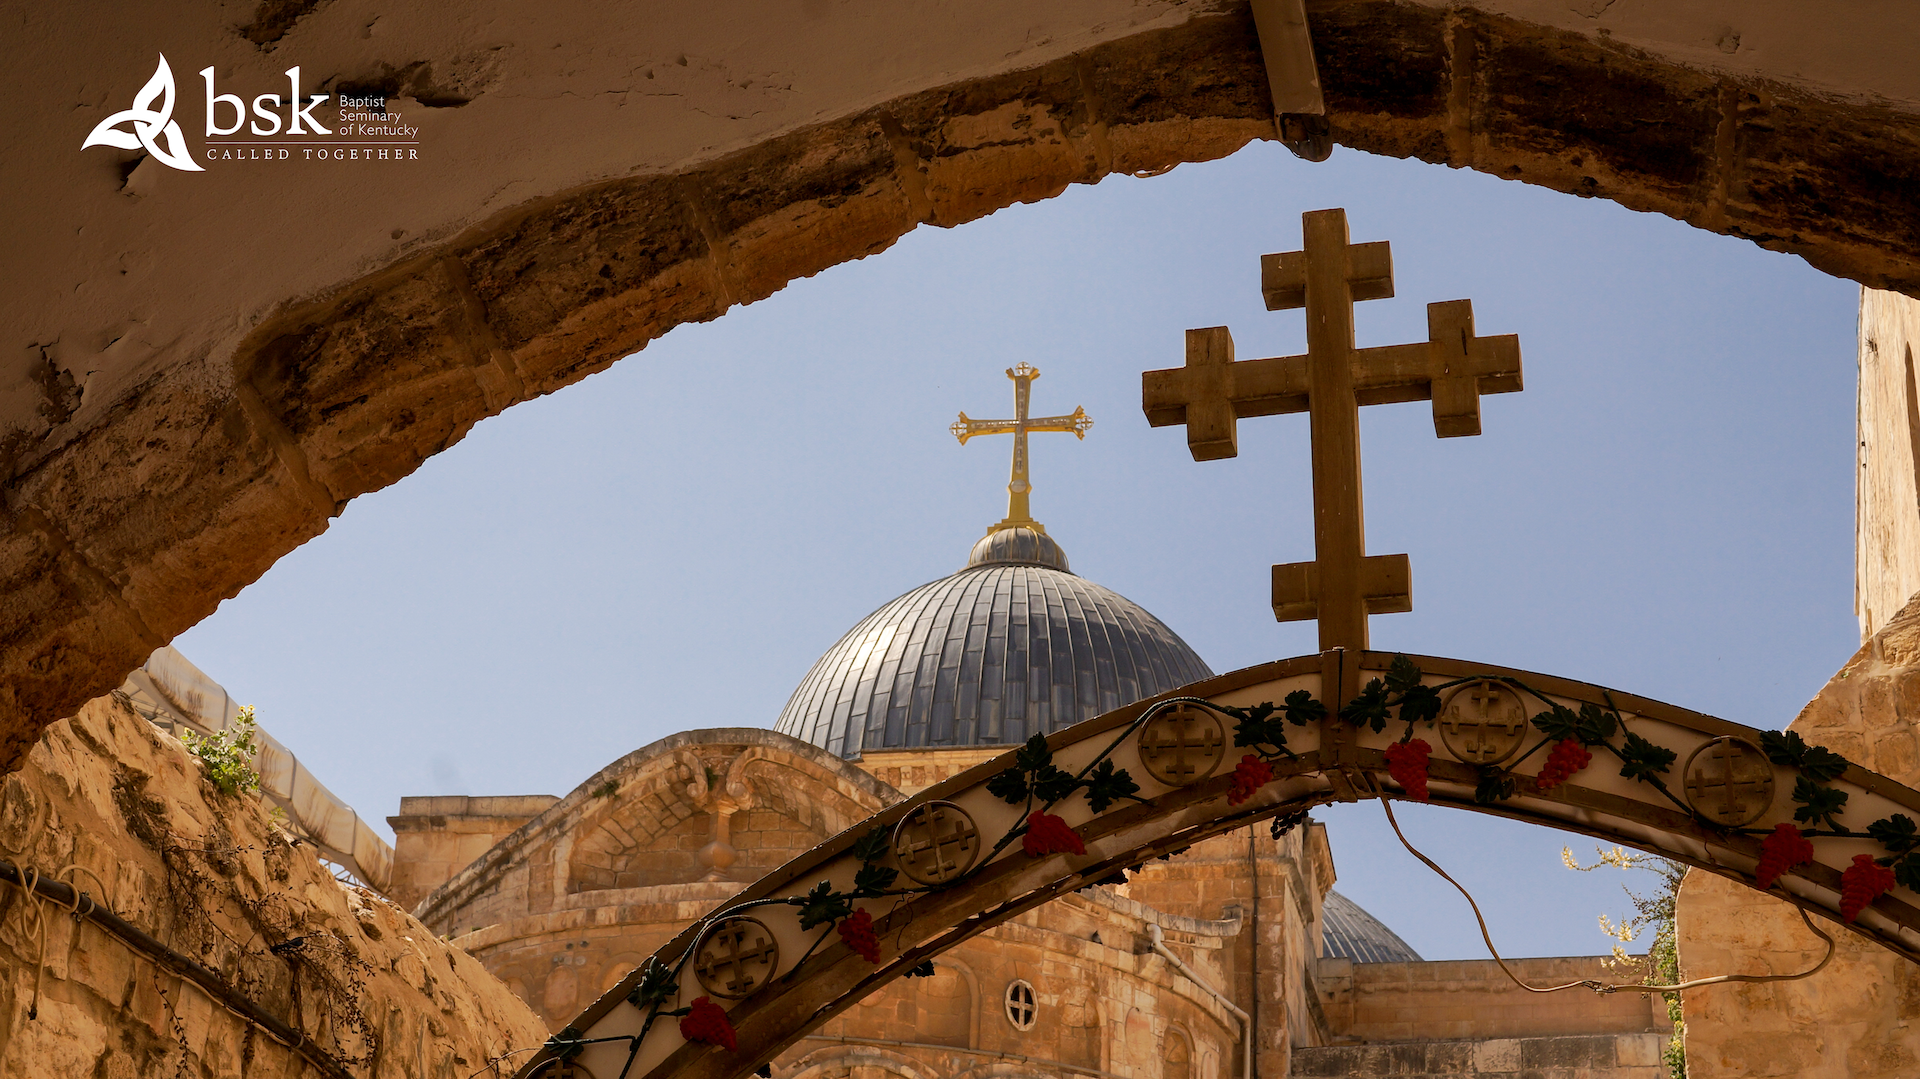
<box><xmin>1321</xmin><ymin>890</ymin><xmax>1423</xmax><ymax>963</ymax></box>
<box><xmin>967</xmin><ymin>526</ymin><xmax>1069</xmax><ymax>572</ymax></box>
<box><xmin>775</xmin><ymin>543</ymin><xmax>1212</xmax><ymax>758</ymax></box>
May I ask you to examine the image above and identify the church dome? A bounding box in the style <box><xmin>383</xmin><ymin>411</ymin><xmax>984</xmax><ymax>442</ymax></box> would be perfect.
<box><xmin>775</xmin><ymin>527</ymin><xmax>1214</xmax><ymax>758</ymax></box>
<box><xmin>1321</xmin><ymin>890</ymin><xmax>1423</xmax><ymax>963</ymax></box>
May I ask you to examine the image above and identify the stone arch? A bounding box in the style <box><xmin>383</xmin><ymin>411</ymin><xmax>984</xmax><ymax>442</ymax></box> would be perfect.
<box><xmin>414</xmin><ymin>728</ymin><xmax>897</xmax><ymax>927</ymax></box>
<box><xmin>1164</xmin><ymin>1025</ymin><xmax>1194</xmax><ymax>1079</ymax></box>
<box><xmin>531</xmin><ymin>649</ymin><xmax>1920</xmax><ymax>1079</ymax></box>
<box><xmin>11</xmin><ymin>2</ymin><xmax>1920</xmax><ymax>769</ymax></box>
<box><xmin>832</xmin><ymin>955</ymin><xmax>974</xmax><ymax>1052</ymax></box>
<box><xmin>946</xmin><ymin>1066</ymin><xmax>1054</xmax><ymax>1079</ymax></box>
<box><xmin>926</xmin><ymin>955</ymin><xmax>981</xmax><ymax>1050</ymax></box>
<box><xmin>563</xmin><ymin>738</ymin><xmax>898</xmax><ymax>893</ymax></box>
<box><xmin>785</xmin><ymin>1046</ymin><xmax>945</xmax><ymax>1079</ymax></box>
<box><xmin>1197</xmin><ymin>1044</ymin><xmax>1219</xmax><ymax>1079</ymax></box>
<box><xmin>602</xmin><ymin>953</ymin><xmax>651</xmax><ymax>995</ymax></box>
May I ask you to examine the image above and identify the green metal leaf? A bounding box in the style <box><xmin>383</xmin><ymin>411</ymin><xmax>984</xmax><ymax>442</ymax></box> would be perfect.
<box><xmin>1760</xmin><ymin>730</ymin><xmax>1851</xmax><ymax>782</ymax></box>
<box><xmin>1576</xmin><ymin>702</ymin><xmax>1619</xmax><ymax>745</ymax></box>
<box><xmin>1790</xmin><ymin>776</ymin><xmax>1849</xmax><ymax>831</ymax></box>
<box><xmin>1474</xmin><ymin>767</ymin><xmax>1517</xmax><ymax>804</ymax></box>
<box><xmin>850</xmin><ymin>824</ymin><xmax>891</xmax><ymax>865</ymax></box>
<box><xmin>1385</xmin><ymin>655</ymin><xmax>1424</xmax><ymax>695</ymax></box>
<box><xmin>1398</xmin><ymin>684</ymin><xmax>1443</xmax><ymax>726</ymax></box>
<box><xmin>625</xmin><ymin>959</ymin><xmax>678</xmax><ymax>1011</ymax></box>
<box><xmin>1896</xmin><ymin>854</ymin><xmax>1920</xmax><ymax>893</ymax></box>
<box><xmin>1083</xmin><ymin>759</ymin><xmax>1140</xmax><ymax>814</ymax></box>
<box><xmin>1617</xmin><ymin>732</ymin><xmax>1677</xmax><ymax>783</ymax></box>
<box><xmin>1032</xmin><ymin>764</ymin><xmax>1081</xmax><ymax>805</ymax></box>
<box><xmin>1013</xmin><ymin>733</ymin><xmax>1054</xmax><ymax>773</ymax></box>
<box><xmin>1869</xmin><ymin>813</ymin><xmax>1920</xmax><ymax>855</ymax></box>
<box><xmin>853</xmin><ymin>862</ymin><xmax>898</xmax><ymax>894</ymax></box>
<box><xmin>1340</xmin><ymin>679</ymin><xmax>1392</xmax><ymax>734</ymax></box>
<box><xmin>985</xmin><ymin>768</ymin><xmax>1030</xmax><ymax>805</ymax></box>
<box><xmin>798</xmin><ymin>880</ymin><xmax>853</xmax><ymax>931</ymax></box>
<box><xmin>1283</xmin><ymin>690</ymin><xmax>1327</xmax><ymax>726</ymax></box>
<box><xmin>1531</xmin><ymin>704</ymin><xmax>1579</xmax><ymax>742</ymax></box>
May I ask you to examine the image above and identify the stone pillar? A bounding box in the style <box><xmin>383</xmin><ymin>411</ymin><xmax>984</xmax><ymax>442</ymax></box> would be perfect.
<box><xmin>388</xmin><ymin>793</ymin><xmax>557</xmax><ymax>911</ymax></box>
<box><xmin>1856</xmin><ymin>288</ymin><xmax>1920</xmax><ymax>642</ymax></box>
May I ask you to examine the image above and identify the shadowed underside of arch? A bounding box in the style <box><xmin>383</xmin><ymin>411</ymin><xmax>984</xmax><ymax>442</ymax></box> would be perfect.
<box><xmin>9</xmin><ymin>1</ymin><xmax>1920</xmax><ymax>767</ymax></box>
<box><xmin>524</xmin><ymin>649</ymin><xmax>1920</xmax><ymax>1079</ymax></box>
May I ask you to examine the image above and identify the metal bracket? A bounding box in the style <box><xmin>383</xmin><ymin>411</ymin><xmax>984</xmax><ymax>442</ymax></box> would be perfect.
<box><xmin>1250</xmin><ymin>0</ymin><xmax>1332</xmax><ymax>162</ymax></box>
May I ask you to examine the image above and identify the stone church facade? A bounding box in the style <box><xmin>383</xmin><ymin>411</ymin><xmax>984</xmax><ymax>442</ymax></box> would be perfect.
<box><xmin>390</xmin><ymin>519</ymin><xmax>1671</xmax><ymax>1078</ymax></box>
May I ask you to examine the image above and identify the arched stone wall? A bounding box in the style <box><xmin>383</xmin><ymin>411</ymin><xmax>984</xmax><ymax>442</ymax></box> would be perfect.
<box><xmin>416</xmin><ymin>728</ymin><xmax>898</xmax><ymax>932</ymax></box>
<box><xmin>786</xmin><ymin>1047</ymin><xmax>942</xmax><ymax>1079</ymax></box>
<box><xmin>10</xmin><ymin>1</ymin><xmax>1920</xmax><ymax>770</ymax></box>
<box><xmin>565</xmin><ymin>743</ymin><xmax>896</xmax><ymax>893</ymax></box>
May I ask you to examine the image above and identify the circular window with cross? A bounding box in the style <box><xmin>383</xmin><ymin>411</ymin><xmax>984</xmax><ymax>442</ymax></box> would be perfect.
<box><xmin>1003</xmin><ymin>979</ymin><xmax>1037</xmax><ymax>1031</ymax></box>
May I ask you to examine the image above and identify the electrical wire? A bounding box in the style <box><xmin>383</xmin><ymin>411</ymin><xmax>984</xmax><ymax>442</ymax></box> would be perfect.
<box><xmin>1371</xmin><ymin>781</ymin><xmax>1836</xmax><ymax>994</ymax></box>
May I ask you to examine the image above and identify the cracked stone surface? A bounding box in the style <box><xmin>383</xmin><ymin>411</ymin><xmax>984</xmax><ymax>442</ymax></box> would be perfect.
<box><xmin>0</xmin><ymin>690</ymin><xmax>546</xmax><ymax>1075</ymax></box>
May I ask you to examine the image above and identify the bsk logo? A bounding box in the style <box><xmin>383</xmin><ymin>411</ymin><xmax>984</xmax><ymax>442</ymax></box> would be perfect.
<box><xmin>82</xmin><ymin>54</ymin><xmax>204</xmax><ymax>173</ymax></box>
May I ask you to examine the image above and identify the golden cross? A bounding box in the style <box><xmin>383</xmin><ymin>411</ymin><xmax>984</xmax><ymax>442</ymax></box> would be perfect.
<box><xmin>953</xmin><ymin>362</ymin><xmax>1093</xmax><ymax>533</ymax></box>
<box><xmin>1142</xmin><ymin>208</ymin><xmax>1522</xmax><ymax>651</ymax></box>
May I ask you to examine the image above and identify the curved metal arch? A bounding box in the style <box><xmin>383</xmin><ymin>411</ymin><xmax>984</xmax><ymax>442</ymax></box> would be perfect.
<box><xmin>522</xmin><ymin>650</ymin><xmax>1920</xmax><ymax>1079</ymax></box>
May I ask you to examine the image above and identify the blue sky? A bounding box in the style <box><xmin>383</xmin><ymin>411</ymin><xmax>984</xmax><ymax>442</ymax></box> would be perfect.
<box><xmin>177</xmin><ymin>140</ymin><xmax>1861</xmax><ymax>960</ymax></box>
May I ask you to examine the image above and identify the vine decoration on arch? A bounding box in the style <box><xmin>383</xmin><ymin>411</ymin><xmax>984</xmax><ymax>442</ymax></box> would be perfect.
<box><xmin>1335</xmin><ymin>661</ymin><xmax>1919</xmax><ymax>926</ymax></box>
<box><xmin>565</xmin><ymin>684</ymin><xmax>1295</xmax><ymax>1066</ymax></box>
<box><xmin>559</xmin><ymin>655</ymin><xmax>1920</xmax><ymax>1071</ymax></box>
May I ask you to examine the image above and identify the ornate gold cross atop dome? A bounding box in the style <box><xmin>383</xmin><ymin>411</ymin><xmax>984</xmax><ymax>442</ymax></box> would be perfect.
<box><xmin>1142</xmin><ymin>207</ymin><xmax>1523</xmax><ymax>651</ymax></box>
<box><xmin>953</xmin><ymin>362</ymin><xmax>1092</xmax><ymax>534</ymax></box>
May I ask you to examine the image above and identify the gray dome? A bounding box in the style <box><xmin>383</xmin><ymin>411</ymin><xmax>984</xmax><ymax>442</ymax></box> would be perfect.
<box><xmin>1321</xmin><ymin>890</ymin><xmax>1423</xmax><ymax>963</ymax></box>
<box><xmin>967</xmin><ymin>526</ymin><xmax>1071</xmax><ymax>572</ymax></box>
<box><xmin>776</xmin><ymin>535</ymin><xmax>1213</xmax><ymax>758</ymax></box>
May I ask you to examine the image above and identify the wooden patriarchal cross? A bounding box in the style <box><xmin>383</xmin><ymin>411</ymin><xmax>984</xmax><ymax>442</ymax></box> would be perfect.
<box><xmin>954</xmin><ymin>362</ymin><xmax>1093</xmax><ymax>533</ymax></box>
<box><xmin>1142</xmin><ymin>208</ymin><xmax>1522</xmax><ymax>651</ymax></box>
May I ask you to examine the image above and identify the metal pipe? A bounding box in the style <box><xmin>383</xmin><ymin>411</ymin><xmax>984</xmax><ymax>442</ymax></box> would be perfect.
<box><xmin>1248</xmin><ymin>824</ymin><xmax>1261</xmax><ymax>1079</ymax></box>
<box><xmin>0</xmin><ymin>858</ymin><xmax>353</xmax><ymax>1079</ymax></box>
<box><xmin>1149</xmin><ymin>922</ymin><xmax>1252</xmax><ymax>1079</ymax></box>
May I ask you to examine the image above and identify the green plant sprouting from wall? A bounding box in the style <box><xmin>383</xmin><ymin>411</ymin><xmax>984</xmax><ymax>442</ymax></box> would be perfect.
<box><xmin>1567</xmin><ymin>845</ymin><xmax>1686</xmax><ymax>1078</ymax></box>
<box><xmin>182</xmin><ymin>704</ymin><xmax>262</xmax><ymax>797</ymax></box>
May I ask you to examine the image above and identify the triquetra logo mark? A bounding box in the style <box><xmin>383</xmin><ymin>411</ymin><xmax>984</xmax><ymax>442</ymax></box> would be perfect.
<box><xmin>82</xmin><ymin>54</ymin><xmax>204</xmax><ymax>173</ymax></box>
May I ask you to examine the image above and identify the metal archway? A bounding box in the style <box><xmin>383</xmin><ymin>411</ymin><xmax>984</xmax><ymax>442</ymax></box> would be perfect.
<box><xmin>519</xmin><ymin>649</ymin><xmax>1920</xmax><ymax>1079</ymax></box>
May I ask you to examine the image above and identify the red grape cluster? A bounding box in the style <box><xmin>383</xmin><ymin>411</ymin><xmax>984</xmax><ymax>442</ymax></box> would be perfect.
<box><xmin>1383</xmin><ymin>739</ymin><xmax>1433</xmax><ymax>801</ymax></box>
<box><xmin>1228</xmin><ymin>754</ymin><xmax>1275</xmax><ymax>805</ymax></box>
<box><xmin>1755</xmin><ymin>822</ymin><xmax>1815</xmax><ymax>889</ymax></box>
<box><xmin>680</xmin><ymin>996</ymin><xmax>738</xmax><ymax>1051</ymax></box>
<box><xmin>837</xmin><ymin>908</ymin><xmax>881</xmax><ymax>962</ymax></box>
<box><xmin>1841</xmin><ymin>854</ymin><xmax>1898</xmax><ymax>922</ymax></box>
<box><xmin>1534</xmin><ymin>738</ymin><xmax>1592</xmax><ymax>792</ymax></box>
<box><xmin>1023</xmin><ymin>811</ymin><xmax>1087</xmax><ymax>857</ymax></box>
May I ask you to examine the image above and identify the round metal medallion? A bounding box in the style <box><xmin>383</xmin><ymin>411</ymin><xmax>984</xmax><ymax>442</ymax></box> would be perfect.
<box><xmin>693</xmin><ymin>916</ymin><xmax>781</xmax><ymax>999</ymax></box>
<box><xmin>529</xmin><ymin>1062</ymin><xmax>596</xmax><ymax>1079</ymax></box>
<box><xmin>1137</xmin><ymin>705</ymin><xmax>1227</xmax><ymax>786</ymax></box>
<box><xmin>891</xmin><ymin>800</ymin><xmax>982</xmax><ymax>886</ymax></box>
<box><xmin>1437</xmin><ymin>680</ymin><xmax>1529</xmax><ymax>765</ymax></box>
<box><xmin>1682</xmin><ymin>736</ymin><xmax>1775</xmax><ymax>827</ymax></box>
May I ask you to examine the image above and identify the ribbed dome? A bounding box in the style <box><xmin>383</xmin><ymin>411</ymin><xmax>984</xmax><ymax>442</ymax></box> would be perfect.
<box><xmin>775</xmin><ymin>536</ymin><xmax>1213</xmax><ymax>758</ymax></box>
<box><xmin>1321</xmin><ymin>890</ymin><xmax>1423</xmax><ymax>963</ymax></box>
<box><xmin>967</xmin><ymin>526</ymin><xmax>1070</xmax><ymax>571</ymax></box>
